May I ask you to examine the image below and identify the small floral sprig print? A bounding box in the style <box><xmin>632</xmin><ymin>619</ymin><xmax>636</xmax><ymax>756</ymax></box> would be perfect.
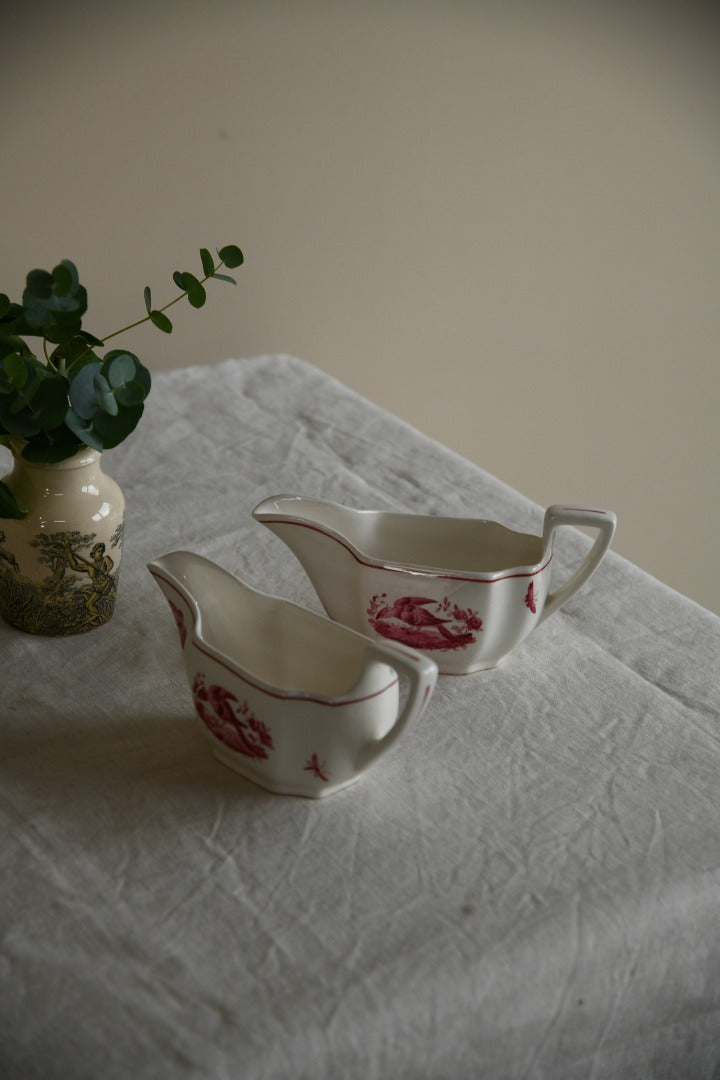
<box><xmin>304</xmin><ymin>753</ymin><xmax>329</xmax><ymax>782</ymax></box>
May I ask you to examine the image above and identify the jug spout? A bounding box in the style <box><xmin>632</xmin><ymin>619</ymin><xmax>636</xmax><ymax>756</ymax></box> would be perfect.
<box><xmin>147</xmin><ymin>550</ymin><xmax>204</xmax><ymax>654</ymax></box>
<box><xmin>252</xmin><ymin>495</ymin><xmax>362</xmax><ymax>627</ymax></box>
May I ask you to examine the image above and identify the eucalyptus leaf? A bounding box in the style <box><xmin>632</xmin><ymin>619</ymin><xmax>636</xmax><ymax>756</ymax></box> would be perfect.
<box><xmin>55</xmin><ymin>260</ymin><xmax>79</xmax><ymax>295</ymax></box>
<box><xmin>77</xmin><ymin>330</ymin><xmax>105</xmax><ymax>347</ymax></box>
<box><xmin>64</xmin><ymin>408</ymin><xmax>104</xmax><ymax>450</ymax></box>
<box><xmin>218</xmin><ymin>245</ymin><xmax>244</xmax><ymax>269</ymax></box>
<box><xmin>144</xmin><ymin>286</ymin><xmax>152</xmax><ymax>315</ymax></box>
<box><xmin>33</xmin><ymin>375</ymin><xmax>71</xmax><ymax>430</ymax></box>
<box><xmin>200</xmin><ymin>248</ymin><xmax>214</xmax><ymax>277</ymax></box>
<box><xmin>52</xmin><ymin>262</ymin><xmax>73</xmax><ymax>297</ymax></box>
<box><xmin>212</xmin><ymin>273</ymin><xmax>236</xmax><ymax>285</ymax></box>
<box><xmin>179</xmin><ymin>271</ymin><xmax>200</xmax><ymax>292</ymax></box>
<box><xmin>0</xmin><ymin>303</ymin><xmax>30</xmax><ymax>339</ymax></box>
<box><xmin>100</xmin><ymin>391</ymin><xmax>119</xmax><ymax>417</ymax></box>
<box><xmin>106</xmin><ymin>352</ymin><xmax>136</xmax><ymax>388</ymax></box>
<box><xmin>150</xmin><ymin>310</ymin><xmax>173</xmax><ymax>333</ymax></box>
<box><xmin>178</xmin><ymin>272</ymin><xmax>206</xmax><ymax>309</ymax></box>
<box><xmin>25</xmin><ymin>269</ymin><xmax>53</xmax><ymax>300</ymax></box>
<box><xmin>187</xmin><ymin>282</ymin><xmax>206</xmax><ymax>309</ymax></box>
<box><xmin>0</xmin><ymin>294</ymin><xmax>10</xmax><ymax>319</ymax></box>
<box><xmin>92</xmin><ymin>401</ymin><xmax>144</xmax><ymax>448</ymax></box>
<box><xmin>3</xmin><ymin>352</ymin><xmax>27</xmax><ymax>389</ymax></box>
<box><xmin>69</xmin><ymin>362</ymin><xmax>103</xmax><ymax>420</ymax></box>
<box><xmin>0</xmin><ymin>400</ymin><xmax>43</xmax><ymax>437</ymax></box>
<box><xmin>115</xmin><ymin>381</ymin><xmax>145</xmax><ymax>406</ymax></box>
<box><xmin>102</xmin><ymin>350</ymin><xmax>150</xmax><ymax>407</ymax></box>
<box><xmin>0</xmin><ymin>371</ymin><xmax>69</xmax><ymax>437</ymax></box>
<box><xmin>173</xmin><ymin>271</ymin><xmax>185</xmax><ymax>291</ymax></box>
<box><xmin>20</xmin><ymin>430</ymin><xmax>81</xmax><ymax>462</ymax></box>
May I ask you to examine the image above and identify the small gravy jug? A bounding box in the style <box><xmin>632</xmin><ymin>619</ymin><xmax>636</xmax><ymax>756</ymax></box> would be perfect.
<box><xmin>252</xmin><ymin>497</ymin><xmax>617</xmax><ymax>675</ymax></box>
<box><xmin>148</xmin><ymin>551</ymin><xmax>438</xmax><ymax>797</ymax></box>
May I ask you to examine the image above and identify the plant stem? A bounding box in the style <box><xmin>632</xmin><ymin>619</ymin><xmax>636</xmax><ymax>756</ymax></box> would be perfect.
<box><xmin>64</xmin><ymin>259</ymin><xmax>223</xmax><ymax>380</ymax></box>
<box><xmin>100</xmin><ymin>261</ymin><xmax>222</xmax><ymax>343</ymax></box>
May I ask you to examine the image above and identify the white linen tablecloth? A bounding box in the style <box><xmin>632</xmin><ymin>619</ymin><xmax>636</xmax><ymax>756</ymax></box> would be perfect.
<box><xmin>2</xmin><ymin>355</ymin><xmax>719</xmax><ymax>1080</ymax></box>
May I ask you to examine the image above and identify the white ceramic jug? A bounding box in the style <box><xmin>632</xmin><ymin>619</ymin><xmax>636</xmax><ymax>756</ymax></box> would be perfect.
<box><xmin>252</xmin><ymin>496</ymin><xmax>617</xmax><ymax>674</ymax></box>
<box><xmin>148</xmin><ymin>551</ymin><xmax>438</xmax><ymax>797</ymax></box>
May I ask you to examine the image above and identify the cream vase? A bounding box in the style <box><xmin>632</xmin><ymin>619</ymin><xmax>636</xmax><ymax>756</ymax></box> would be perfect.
<box><xmin>0</xmin><ymin>445</ymin><xmax>125</xmax><ymax>635</ymax></box>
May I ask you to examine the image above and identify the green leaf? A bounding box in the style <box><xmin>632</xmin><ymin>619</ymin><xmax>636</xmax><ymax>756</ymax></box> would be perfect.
<box><xmin>33</xmin><ymin>375</ymin><xmax>71</xmax><ymax>429</ymax></box>
<box><xmin>218</xmin><ymin>245</ymin><xmax>244</xmax><ymax>269</ymax></box>
<box><xmin>77</xmin><ymin>329</ymin><xmax>105</xmax><ymax>348</ymax></box>
<box><xmin>0</xmin><ymin>403</ymin><xmax>42</xmax><ymax>438</ymax></box>
<box><xmin>0</xmin><ymin>369</ymin><xmax>69</xmax><ymax>437</ymax></box>
<box><xmin>173</xmin><ymin>271</ymin><xmax>185</xmax><ymax>291</ymax></box>
<box><xmin>179</xmin><ymin>272</ymin><xmax>206</xmax><ymax>309</ymax></box>
<box><xmin>211</xmin><ymin>272</ymin><xmax>236</xmax><ymax>285</ymax></box>
<box><xmin>179</xmin><ymin>271</ymin><xmax>201</xmax><ymax>292</ymax></box>
<box><xmin>52</xmin><ymin>262</ymin><xmax>73</xmax><ymax>297</ymax></box>
<box><xmin>0</xmin><ymin>480</ymin><xmax>27</xmax><ymax>519</ymax></box>
<box><xmin>144</xmin><ymin>286</ymin><xmax>152</xmax><ymax>315</ymax></box>
<box><xmin>150</xmin><ymin>310</ymin><xmax>173</xmax><ymax>333</ymax></box>
<box><xmin>3</xmin><ymin>352</ymin><xmax>27</xmax><ymax>389</ymax></box>
<box><xmin>20</xmin><ymin>429</ymin><xmax>82</xmax><ymax>463</ymax></box>
<box><xmin>64</xmin><ymin>408</ymin><xmax>104</xmax><ymax>450</ymax></box>
<box><xmin>69</xmin><ymin>362</ymin><xmax>103</xmax><ymax>420</ymax></box>
<box><xmin>92</xmin><ymin>401</ymin><xmax>145</xmax><ymax>448</ymax></box>
<box><xmin>25</xmin><ymin>269</ymin><xmax>53</xmax><ymax>299</ymax></box>
<box><xmin>200</xmin><ymin>248</ymin><xmax>215</xmax><ymax>277</ymax></box>
<box><xmin>188</xmin><ymin>282</ymin><xmax>207</xmax><ymax>309</ymax></box>
<box><xmin>0</xmin><ymin>303</ymin><xmax>30</xmax><ymax>340</ymax></box>
<box><xmin>55</xmin><ymin>260</ymin><xmax>79</xmax><ymax>293</ymax></box>
<box><xmin>114</xmin><ymin>379</ymin><xmax>145</xmax><ymax>406</ymax></box>
<box><xmin>0</xmin><ymin>294</ymin><xmax>10</xmax><ymax>319</ymax></box>
<box><xmin>102</xmin><ymin>350</ymin><xmax>151</xmax><ymax>406</ymax></box>
<box><xmin>106</xmin><ymin>352</ymin><xmax>136</xmax><ymax>387</ymax></box>
<box><xmin>23</xmin><ymin>263</ymin><xmax>88</xmax><ymax>343</ymax></box>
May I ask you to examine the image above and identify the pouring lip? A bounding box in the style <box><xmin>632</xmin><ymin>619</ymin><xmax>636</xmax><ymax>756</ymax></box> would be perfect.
<box><xmin>147</xmin><ymin>556</ymin><xmax>401</xmax><ymax>707</ymax></box>
<box><xmin>252</xmin><ymin>502</ymin><xmax>551</xmax><ymax>583</ymax></box>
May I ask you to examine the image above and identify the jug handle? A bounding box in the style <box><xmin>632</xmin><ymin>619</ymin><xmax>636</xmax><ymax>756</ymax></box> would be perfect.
<box><xmin>358</xmin><ymin>642</ymin><xmax>438</xmax><ymax>769</ymax></box>
<box><xmin>538</xmin><ymin>505</ymin><xmax>617</xmax><ymax>624</ymax></box>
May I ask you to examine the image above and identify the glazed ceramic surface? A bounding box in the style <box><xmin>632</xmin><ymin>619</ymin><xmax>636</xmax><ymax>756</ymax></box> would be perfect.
<box><xmin>0</xmin><ymin>446</ymin><xmax>125</xmax><ymax>635</ymax></box>
<box><xmin>252</xmin><ymin>496</ymin><xmax>617</xmax><ymax>674</ymax></box>
<box><xmin>148</xmin><ymin>551</ymin><xmax>438</xmax><ymax>798</ymax></box>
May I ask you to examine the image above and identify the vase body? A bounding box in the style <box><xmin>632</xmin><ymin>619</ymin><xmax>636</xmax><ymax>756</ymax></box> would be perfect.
<box><xmin>0</xmin><ymin>446</ymin><xmax>125</xmax><ymax>635</ymax></box>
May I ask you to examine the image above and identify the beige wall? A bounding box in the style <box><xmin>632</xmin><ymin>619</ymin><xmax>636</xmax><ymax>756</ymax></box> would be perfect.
<box><xmin>4</xmin><ymin>0</ymin><xmax>720</xmax><ymax>613</ymax></box>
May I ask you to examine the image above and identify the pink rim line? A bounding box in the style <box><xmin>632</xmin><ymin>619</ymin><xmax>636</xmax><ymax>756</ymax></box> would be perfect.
<box><xmin>150</xmin><ymin>569</ymin><xmax>400</xmax><ymax>707</ymax></box>
<box><xmin>265</xmin><ymin>518</ymin><xmax>553</xmax><ymax>582</ymax></box>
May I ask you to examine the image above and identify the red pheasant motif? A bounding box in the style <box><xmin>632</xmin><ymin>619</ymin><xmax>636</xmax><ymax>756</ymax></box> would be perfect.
<box><xmin>192</xmin><ymin>673</ymin><xmax>273</xmax><ymax>759</ymax></box>
<box><xmin>367</xmin><ymin>593</ymin><xmax>482</xmax><ymax>651</ymax></box>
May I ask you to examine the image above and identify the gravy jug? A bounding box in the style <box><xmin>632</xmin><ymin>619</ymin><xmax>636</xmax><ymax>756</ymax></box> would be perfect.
<box><xmin>252</xmin><ymin>497</ymin><xmax>617</xmax><ymax>675</ymax></box>
<box><xmin>148</xmin><ymin>551</ymin><xmax>438</xmax><ymax>797</ymax></box>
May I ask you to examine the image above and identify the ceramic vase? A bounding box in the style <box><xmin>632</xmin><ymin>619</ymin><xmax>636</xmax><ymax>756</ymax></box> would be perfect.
<box><xmin>0</xmin><ymin>445</ymin><xmax>125</xmax><ymax>635</ymax></box>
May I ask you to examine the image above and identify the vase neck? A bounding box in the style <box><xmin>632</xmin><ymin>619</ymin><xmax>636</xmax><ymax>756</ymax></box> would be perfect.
<box><xmin>11</xmin><ymin>445</ymin><xmax>101</xmax><ymax>472</ymax></box>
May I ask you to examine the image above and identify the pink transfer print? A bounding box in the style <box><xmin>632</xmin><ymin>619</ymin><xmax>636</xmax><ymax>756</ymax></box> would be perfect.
<box><xmin>304</xmin><ymin>753</ymin><xmax>329</xmax><ymax>782</ymax></box>
<box><xmin>169</xmin><ymin>600</ymin><xmax>187</xmax><ymax>647</ymax></box>
<box><xmin>192</xmin><ymin>673</ymin><xmax>274</xmax><ymax>759</ymax></box>
<box><xmin>367</xmin><ymin>593</ymin><xmax>482</xmax><ymax>651</ymax></box>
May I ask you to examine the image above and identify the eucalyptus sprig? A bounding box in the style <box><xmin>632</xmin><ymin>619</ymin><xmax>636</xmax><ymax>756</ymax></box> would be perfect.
<box><xmin>0</xmin><ymin>243</ymin><xmax>243</xmax><ymax>517</ymax></box>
